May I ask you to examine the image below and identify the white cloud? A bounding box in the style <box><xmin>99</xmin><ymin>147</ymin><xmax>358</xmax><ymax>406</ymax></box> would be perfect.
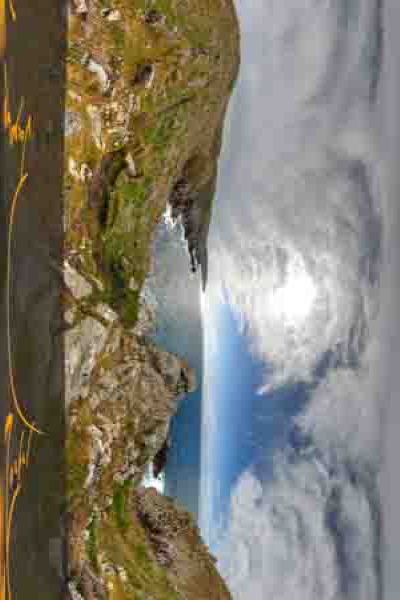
<box><xmin>217</xmin><ymin>460</ymin><xmax>379</xmax><ymax>600</ymax></box>
<box><xmin>207</xmin><ymin>0</ymin><xmax>382</xmax><ymax>392</ymax></box>
<box><xmin>295</xmin><ymin>363</ymin><xmax>381</xmax><ymax>469</ymax></box>
<box><xmin>199</xmin><ymin>0</ymin><xmax>395</xmax><ymax>597</ymax></box>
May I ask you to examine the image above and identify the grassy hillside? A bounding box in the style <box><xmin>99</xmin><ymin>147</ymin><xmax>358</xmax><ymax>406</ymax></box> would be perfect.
<box><xmin>65</xmin><ymin>0</ymin><xmax>240</xmax><ymax>597</ymax></box>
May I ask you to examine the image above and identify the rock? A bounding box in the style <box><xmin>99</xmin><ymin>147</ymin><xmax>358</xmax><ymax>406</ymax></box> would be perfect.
<box><xmin>64</xmin><ymin>263</ymin><xmax>92</xmax><ymax>299</ymax></box>
<box><xmin>68</xmin><ymin>157</ymin><xmax>81</xmax><ymax>181</ymax></box>
<box><xmin>81</xmin><ymin>54</ymin><xmax>110</xmax><ymax>94</ymax></box>
<box><xmin>146</xmin><ymin>340</ymin><xmax>197</xmax><ymax>396</ymax></box>
<box><xmin>80</xmin><ymin>163</ymin><xmax>93</xmax><ymax>182</ymax></box>
<box><xmin>65</xmin><ymin>304</ymin><xmax>117</xmax><ymax>408</ymax></box>
<box><xmin>132</xmin><ymin>63</ymin><xmax>154</xmax><ymax>88</ymax></box>
<box><xmin>125</xmin><ymin>152</ymin><xmax>138</xmax><ymax>177</ymax></box>
<box><xmin>144</xmin><ymin>9</ymin><xmax>164</xmax><ymax>25</ymax></box>
<box><xmin>169</xmin><ymin>169</ymin><xmax>217</xmax><ymax>291</ymax></box>
<box><xmin>153</xmin><ymin>438</ymin><xmax>170</xmax><ymax>478</ymax></box>
<box><xmin>66</xmin><ymin>325</ymin><xmax>202</xmax><ymax>595</ymax></box>
<box><xmin>86</xmin><ymin>105</ymin><xmax>103</xmax><ymax>150</ymax></box>
<box><xmin>106</xmin><ymin>9</ymin><xmax>120</xmax><ymax>22</ymax></box>
<box><xmin>67</xmin><ymin>324</ymin><xmax>197</xmax><ymax>491</ymax></box>
<box><xmin>65</xmin><ymin>110</ymin><xmax>82</xmax><ymax>137</ymax></box>
<box><xmin>65</xmin><ymin>316</ymin><xmax>108</xmax><ymax>407</ymax></box>
<box><xmin>135</xmin><ymin>488</ymin><xmax>232</xmax><ymax>599</ymax></box>
<box><xmin>68</xmin><ymin>581</ymin><xmax>85</xmax><ymax>600</ymax></box>
<box><xmin>71</xmin><ymin>0</ymin><xmax>88</xmax><ymax>16</ymax></box>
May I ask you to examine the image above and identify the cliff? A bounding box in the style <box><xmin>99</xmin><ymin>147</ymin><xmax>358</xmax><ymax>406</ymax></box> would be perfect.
<box><xmin>64</xmin><ymin>0</ymin><xmax>240</xmax><ymax>596</ymax></box>
<box><xmin>65</xmin><ymin>309</ymin><xmax>199</xmax><ymax>598</ymax></box>
<box><xmin>64</xmin><ymin>269</ymin><xmax>229</xmax><ymax>599</ymax></box>
<box><xmin>65</xmin><ymin>0</ymin><xmax>239</xmax><ymax>315</ymax></box>
<box><xmin>168</xmin><ymin>166</ymin><xmax>217</xmax><ymax>291</ymax></box>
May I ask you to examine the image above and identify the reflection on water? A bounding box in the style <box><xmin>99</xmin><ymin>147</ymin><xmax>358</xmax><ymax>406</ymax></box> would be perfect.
<box><xmin>199</xmin><ymin>0</ymin><xmax>400</xmax><ymax>599</ymax></box>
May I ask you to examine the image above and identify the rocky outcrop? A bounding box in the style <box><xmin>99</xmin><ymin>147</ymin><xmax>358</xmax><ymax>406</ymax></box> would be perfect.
<box><xmin>66</xmin><ymin>0</ymin><xmax>239</xmax><ymax>309</ymax></box>
<box><xmin>67</xmin><ymin>324</ymin><xmax>196</xmax><ymax>478</ymax></box>
<box><xmin>66</xmin><ymin>319</ymin><xmax>198</xmax><ymax>596</ymax></box>
<box><xmin>153</xmin><ymin>438</ymin><xmax>171</xmax><ymax>479</ymax></box>
<box><xmin>65</xmin><ymin>302</ymin><xmax>232</xmax><ymax>600</ymax></box>
<box><xmin>168</xmin><ymin>166</ymin><xmax>217</xmax><ymax>291</ymax></box>
<box><xmin>135</xmin><ymin>487</ymin><xmax>232</xmax><ymax>599</ymax></box>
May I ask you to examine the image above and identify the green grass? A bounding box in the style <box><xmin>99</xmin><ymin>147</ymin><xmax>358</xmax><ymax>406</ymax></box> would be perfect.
<box><xmin>66</xmin><ymin>402</ymin><xmax>93</xmax><ymax>508</ymax></box>
<box><xmin>86</xmin><ymin>514</ymin><xmax>99</xmax><ymax>568</ymax></box>
<box><xmin>66</xmin><ymin>0</ymin><xmax>238</xmax><ymax>332</ymax></box>
<box><xmin>112</xmin><ymin>480</ymin><xmax>132</xmax><ymax>531</ymax></box>
<box><xmin>118</xmin><ymin>176</ymin><xmax>152</xmax><ymax>208</ymax></box>
<box><xmin>97</xmin><ymin>516</ymin><xmax>180</xmax><ymax>600</ymax></box>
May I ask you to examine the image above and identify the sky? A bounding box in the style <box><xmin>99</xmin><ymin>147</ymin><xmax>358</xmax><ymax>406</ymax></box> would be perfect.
<box><xmin>145</xmin><ymin>1</ymin><xmax>400</xmax><ymax>598</ymax></box>
<box><xmin>197</xmin><ymin>1</ymin><xmax>400</xmax><ymax>599</ymax></box>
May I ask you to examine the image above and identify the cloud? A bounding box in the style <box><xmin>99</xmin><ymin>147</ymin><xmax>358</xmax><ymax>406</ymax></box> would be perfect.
<box><xmin>205</xmin><ymin>349</ymin><xmax>383</xmax><ymax>600</ymax></box>
<box><xmin>198</xmin><ymin>0</ymin><xmax>398</xmax><ymax>597</ymax></box>
<box><xmin>216</xmin><ymin>459</ymin><xmax>380</xmax><ymax>600</ymax></box>
<box><xmin>207</xmin><ymin>0</ymin><xmax>383</xmax><ymax>392</ymax></box>
<box><xmin>295</xmin><ymin>363</ymin><xmax>381</xmax><ymax>470</ymax></box>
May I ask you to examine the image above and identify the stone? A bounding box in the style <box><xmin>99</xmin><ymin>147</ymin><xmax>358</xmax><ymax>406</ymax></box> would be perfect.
<box><xmin>65</xmin><ymin>110</ymin><xmax>82</xmax><ymax>137</ymax></box>
<box><xmin>72</xmin><ymin>0</ymin><xmax>88</xmax><ymax>16</ymax></box>
<box><xmin>106</xmin><ymin>9</ymin><xmax>121</xmax><ymax>22</ymax></box>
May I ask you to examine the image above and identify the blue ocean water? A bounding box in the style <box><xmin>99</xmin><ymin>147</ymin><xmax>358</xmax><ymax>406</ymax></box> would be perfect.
<box><xmin>144</xmin><ymin>217</ymin><xmax>203</xmax><ymax>518</ymax></box>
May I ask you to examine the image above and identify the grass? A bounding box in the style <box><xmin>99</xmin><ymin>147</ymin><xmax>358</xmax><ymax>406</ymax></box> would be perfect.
<box><xmin>118</xmin><ymin>177</ymin><xmax>151</xmax><ymax>208</ymax></box>
<box><xmin>97</xmin><ymin>514</ymin><xmax>180</xmax><ymax>600</ymax></box>
<box><xmin>65</xmin><ymin>9</ymin><xmax>226</xmax><ymax>320</ymax></box>
<box><xmin>86</xmin><ymin>514</ymin><xmax>99</xmax><ymax>568</ymax></box>
<box><xmin>112</xmin><ymin>480</ymin><xmax>132</xmax><ymax>532</ymax></box>
<box><xmin>66</xmin><ymin>400</ymin><xmax>93</xmax><ymax>510</ymax></box>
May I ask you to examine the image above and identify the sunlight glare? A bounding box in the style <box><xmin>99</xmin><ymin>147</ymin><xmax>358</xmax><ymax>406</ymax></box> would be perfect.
<box><xmin>270</xmin><ymin>261</ymin><xmax>316</xmax><ymax>325</ymax></box>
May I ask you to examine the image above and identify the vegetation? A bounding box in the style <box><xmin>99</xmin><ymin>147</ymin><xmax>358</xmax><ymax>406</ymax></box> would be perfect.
<box><xmin>65</xmin><ymin>0</ymin><xmax>239</xmax><ymax>596</ymax></box>
<box><xmin>65</xmin><ymin>0</ymin><xmax>239</xmax><ymax>330</ymax></box>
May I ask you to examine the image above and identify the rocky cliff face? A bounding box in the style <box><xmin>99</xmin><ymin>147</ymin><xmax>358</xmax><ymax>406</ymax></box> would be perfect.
<box><xmin>65</xmin><ymin>267</ymin><xmax>230</xmax><ymax>598</ymax></box>
<box><xmin>168</xmin><ymin>165</ymin><xmax>217</xmax><ymax>291</ymax></box>
<box><xmin>65</xmin><ymin>0</ymin><xmax>239</xmax><ymax>318</ymax></box>
<box><xmin>135</xmin><ymin>488</ymin><xmax>231</xmax><ymax>599</ymax></box>
<box><xmin>66</xmin><ymin>306</ymin><xmax>199</xmax><ymax>597</ymax></box>
<box><xmin>64</xmin><ymin>0</ymin><xmax>239</xmax><ymax>595</ymax></box>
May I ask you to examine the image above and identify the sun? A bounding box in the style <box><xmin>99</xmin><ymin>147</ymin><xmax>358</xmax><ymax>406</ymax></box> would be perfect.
<box><xmin>270</xmin><ymin>260</ymin><xmax>316</xmax><ymax>325</ymax></box>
